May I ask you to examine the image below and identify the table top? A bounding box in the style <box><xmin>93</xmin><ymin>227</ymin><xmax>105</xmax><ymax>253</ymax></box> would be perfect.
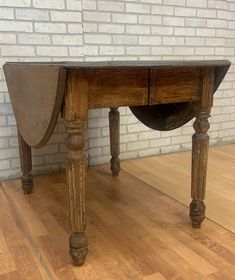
<box><xmin>4</xmin><ymin>59</ymin><xmax>231</xmax><ymax>69</ymax></box>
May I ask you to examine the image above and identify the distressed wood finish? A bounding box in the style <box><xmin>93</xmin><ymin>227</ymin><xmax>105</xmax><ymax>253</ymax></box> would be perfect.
<box><xmin>150</xmin><ymin>67</ymin><xmax>201</xmax><ymax>104</ymax></box>
<box><xmin>17</xmin><ymin>130</ymin><xmax>33</xmax><ymax>194</ymax></box>
<box><xmin>86</xmin><ymin>68</ymin><xmax>149</xmax><ymax>108</ymax></box>
<box><xmin>109</xmin><ymin>107</ymin><xmax>120</xmax><ymax>176</ymax></box>
<box><xmin>3</xmin><ymin>60</ymin><xmax>231</xmax><ymax>267</ymax></box>
<box><xmin>63</xmin><ymin>70</ymin><xmax>88</xmax><ymax>266</ymax></box>
<box><xmin>3</xmin><ymin>64</ymin><xmax>66</xmax><ymax>148</ymax></box>
<box><xmin>190</xmin><ymin>68</ymin><xmax>214</xmax><ymax>228</ymax></box>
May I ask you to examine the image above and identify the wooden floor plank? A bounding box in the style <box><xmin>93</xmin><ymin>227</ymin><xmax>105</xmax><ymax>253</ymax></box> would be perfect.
<box><xmin>122</xmin><ymin>144</ymin><xmax>235</xmax><ymax>233</ymax></box>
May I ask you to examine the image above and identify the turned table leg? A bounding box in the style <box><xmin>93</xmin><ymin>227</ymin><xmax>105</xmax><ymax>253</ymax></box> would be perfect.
<box><xmin>190</xmin><ymin>110</ymin><xmax>210</xmax><ymax>228</ymax></box>
<box><xmin>65</xmin><ymin>119</ymin><xmax>88</xmax><ymax>265</ymax></box>
<box><xmin>109</xmin><ymin>107</ymin><xmax>120</xmax><ymax>176</ymax></box>
<box><xmin>18</xmin><ymin>130</ymin><xmax>33</xmax><ymax>194</ymax></box>
<box><xmin>190</xmin><ymin>68</ymin><xmax>214</xmax><ymax>228</ymax></box>
<box><xmin>64</xmin><ymin>70</ymin><xmax>88</xmax><ymax>266</ymax></box>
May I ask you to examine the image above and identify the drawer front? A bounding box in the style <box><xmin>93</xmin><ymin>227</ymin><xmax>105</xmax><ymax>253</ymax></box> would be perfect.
<box><xmin>150</xmin><ymin>67</ymin><xmax>202</xmax><ymax>105</ymax></box>
<box><xmin>86</xmin><ymin>69</ymin><xmax>149</xmax><ymax>108</ymax></box>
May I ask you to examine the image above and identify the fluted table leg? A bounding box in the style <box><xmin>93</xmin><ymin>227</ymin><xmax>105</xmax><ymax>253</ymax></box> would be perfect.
<box><xmin>190</xmin><ymin>68</ymin><xmax>214</xmax><ymax>228</ymax></box>
<box><xmin>64</xmin><ymin>70</ymin><xmax>88</xmax><ymax>266</ymax></box>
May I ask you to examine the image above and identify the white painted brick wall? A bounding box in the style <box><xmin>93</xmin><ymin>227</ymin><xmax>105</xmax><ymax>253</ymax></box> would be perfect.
<box><xmin>0</xmin><ymin>0</ymin><xmax>235</xmax><ymax>180</ymax></box>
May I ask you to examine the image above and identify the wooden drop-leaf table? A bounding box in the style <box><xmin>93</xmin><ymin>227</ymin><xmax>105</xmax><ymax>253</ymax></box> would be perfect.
<box><xmin>3</xmin><ymin>60</ymin><xmax>230</xmax><ymax>266</ymax></box>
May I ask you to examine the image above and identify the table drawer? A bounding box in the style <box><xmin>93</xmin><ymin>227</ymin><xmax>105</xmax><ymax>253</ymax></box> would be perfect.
<box><xmin>86</xmin><ymin>69</ymin><xmax>149</xmax><ymax>108</ymax></box>
<box><xmin>149</xmin><ymin>67</ymin><xmax>202</xmax><ymax>105</ymax></box>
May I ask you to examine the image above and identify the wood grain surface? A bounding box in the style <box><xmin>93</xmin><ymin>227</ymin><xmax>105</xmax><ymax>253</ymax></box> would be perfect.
<box><xmin>150</xmin><ymin>67</ymin><xmax>201</xmax><ymax>104</ymax></box>
<box><xmin>1</xmin><ymin>146</ymin><xmax>235</xmax><ymax>279</ymax></box>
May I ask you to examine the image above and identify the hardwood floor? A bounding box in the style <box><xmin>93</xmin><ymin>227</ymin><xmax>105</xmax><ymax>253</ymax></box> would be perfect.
<box><xmin>122</xmin><ymin>143</ymin><xmax>235</xmax><ymax>233</ymax></box>
<box><xmin>0</xmin><ymin>144</ymin><xmax>235</xmax><ymax>279</ymax></box>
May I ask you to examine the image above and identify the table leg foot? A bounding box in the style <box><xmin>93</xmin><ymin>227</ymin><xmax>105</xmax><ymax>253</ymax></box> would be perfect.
<box><xmin>189</xmin><ymin>199</ymin><xmax>205</xmax><ymax>228</ymax></box>
<box><xmin>22</xmin><ymin>173</ymin><xmax>34</xmax><ymax>195</ymax></box>
<box><xmin>69</xmin><ymin>233</ymin><xmax>88</xmax><ymax>266</ymax></box>
<box><xmin>110</xmin><ymin>157</ymin><xmax>120</xmax><ymax>177</ymax></box>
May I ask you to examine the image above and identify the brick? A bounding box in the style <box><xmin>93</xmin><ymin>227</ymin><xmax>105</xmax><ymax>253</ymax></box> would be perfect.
<box><xmin>82</xmin><ymin>0</ymin><xmax>96</xmax><ymax>10</ymax></box>
<box><xmin>197</xmin><ymin>9</ymin><xmax>216</xmax><ymax>18</ymax></box>
<box><xmin>98</xmin><ymin>1</ymin><xmax>124</xmax><ymax>12</ymax></box>
<box><xmin>0</xmin><ymin>159</ymin><xmax>10</xmax><ymax>170</ymax></box>
<box><xmin>52</xmin><ymin>35</ymin><xmax>83</xmax><ymax>45</ymax></box>
<box><xmin>207</xmin><ymin>19</ymin><xmax>226</xmax><ymax>28</ymax></box>
<box><xmin>0</xmin><ymin>20</ymin><xmax>32</xmax><ymax>32</ymax></box>
<box><xmin>16</xmin><ymin>9</ymin><xmax>49</xmax><ymax>21</ymax></box>
<box><xmin>174</xmin><ymin>47</ymin><xmax>194</xmax><ymax>55</ymax></box>
<box><xmin>196</xmin><ymin>28</ymin><xmax>215</xmax><ymax>37</ymax></box>
<box><xmin>126</xmin><ymin>46</ymin><xmax>150</xmax><ymax>55</ymax></box>
<box><xmin>37</xmin><ymin>46</ymin><xmax>68</xmax><ymax>56</ymax></box>
<box><xmin>185</xmin><ymin>18</ymin><xmax>206</xmax><ymax>27</ymax></box>
<box><xmin>152</xmin><ymin>26</ymin><xmax>173</xmax><ymax>35</ymax></box>
<box><xmin>83</xmin><ymin>46</ymin><xmax>98</xmax><ymax>55</ymax></box>
<box><xmin>163</xmin><ymin>37</ymin><xmax>184</xmax><ymax>45</ymax></box>
<box><xmin>112</xmin><ymin>13</ymin><xmax>137</xmax><ymax>24</ymax></box>
<box><xmin>0</xmin><ymin>0</ymin><xmax>30</xmax><ymax>7</ymax></box>
<box><xmin>83</xmin><ymin>23</ymin><xmax>97</xmax><ymax>32</ymax></box>
<box><xmin>0</xmin><ymin>45</ymin><xmax>34</xmax><ymax>56</ymax></box>
<box><xmin>0</xmin><ymin>116</ymin><xmax>6</xmax><ymax>126</ymax></box>
<box><xmin>139</xmin><ymin>36</ymin><xmax>161</xmax><ymax>45</ymax></box>
<box><xmin>127</xmin><ymin>140</ymin><xmax>149</xmax><ymax>151</ymax></box>
<box><xmin>113</xmin><ymin>35</ymin><xmax>137</xmax><ymax>45</ymax></box>
<box><xmin>186</xmin><ymin>0</ymin><xmax>207</xmax><ymax>7</ymax></box>
<box><xmin>33</xmin><ymin>0</ymin><xmax>65</xmax><ymax>9</ymax></box>
<box><xmin>0</xmin><ymin>7</ymin><xmax>14</xmax><ymax>19</ymax></box>
<box><xmin>139</xmin><ymin>15</ymin><xmax>161</xmax><ymax>25</ymax></box>
<box><xmin>126</xmin><ymin>3</ymin><xmax>150</xmax><ymax>13</ymax></box>
<box><xmin>139</xmin><ymin>131</ymin><xmax>160</xmax><ymax>140</ymax></box>
<box><xmin>150</xmin><ymin>138</ymin><xmax>171</xmax><ymax>147</ymax></box>
<box><xmin>185</xmin><ymin>37</ymin><xmax>204</xmax><ymax>46</ymax></box>
<box><xmin>161</xmin><ymin>145</ymin><xmax>181</xmax><ymax>154</ymax></box>
<box><xmin>35</xmin><ymin>22</ymin><xmax>66</xmax><ymax>33</ymax></box>
<box><xmin>175</xmin><ymin>27</ymin><xmax>195</xmax><ymax>36</ymax></box>
<box><xmin>99</xmin><ymin>46</ymin><xmax>125</xmax><ymax>55</ymax></box>
<box><xmin>152</xmin><ymin>5</ymin><xmax>174</xmax><ymax>15</ymax></box>
<box><xmin>126</xmin><ymin>25</ymin><xmax>150</xmax><ymax>35</ymax></box>
<box><xmin>152</xmin><ymin>46</ymin><xmax>173</xmax><ymax>55</ymax></box>
<box><xmin>163</xmin><ymin>16</ymin><xmax>184</xmax><ymax>26</ymax></box>
<box><xmin>0</xmin><ymin>33</ymin><xmax>16</xmax><ymax>44</ymax></box>
<box><xmin>88</xmin><ymin>147</ymin><xmax>102</xmax><ymax>157</ymax></box>
<box><xmin>51</xmin><ymin>11</ymin><xmax>81</xmax><ymax>22</ymax></box>
<box><xmin>68</xmin><ymin>23</ymin><xmax>83</xmax><ymax>33</ymax></box>
<box><xmin>85</xmin><ymin>34</ymin><xmax>111</xmax><ymax>44</ymax></box>
<box><xmin>19</xmin><ymin>34</ymin><xmax>50</xmax><ymax>45</ymax></box>
<box><xmin>98</xmin><ymin>24</ymin><xmax>124</xmax><ymax>34</ymax></box>
<box><xmin>0</xmin><ymin>138</ymin><xmax>8</xmax><ymax>148</ymax></box>
<box><xmin>175</xmin><ymin>7</ymin><xmax>196</xmax><ymax>17</ymax></box>
<box><xmin>67</xmin><ymin>0</ymin><xmax>82</xmax><ymax>10</ymax></box>
<box><xmin>89</xmin><ymin>137</ymin><xmax>109</xmax><ymax>147</ymax></box>
<box><xmin>83</xmin><ymin>11</ymin><xmax>111</xmax><ymax>22</ymax></box>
